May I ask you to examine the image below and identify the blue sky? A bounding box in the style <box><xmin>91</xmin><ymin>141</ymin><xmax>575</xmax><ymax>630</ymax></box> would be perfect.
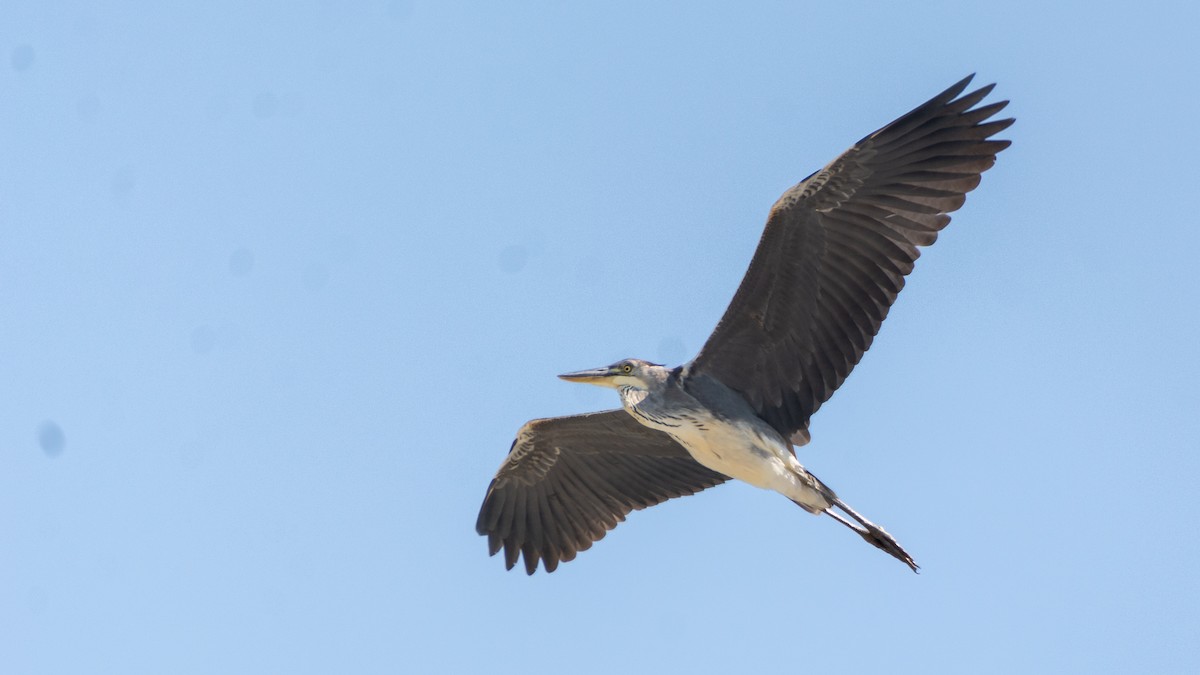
<box><xmin>3</xmin><ymin>2</ymin><xmax>1198</xmax><ymax>673</ymax></box>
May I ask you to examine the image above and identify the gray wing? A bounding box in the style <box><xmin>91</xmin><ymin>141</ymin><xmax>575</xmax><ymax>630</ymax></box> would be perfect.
<box><xmin>690</xmin><ymin>75</ymin><xmax>1012</xmax><ymax>443</ymax></box>
<box><xmin>476</xmin><ymin>409</ymin><xmax>729</xmax><ymax>574</ymax></box>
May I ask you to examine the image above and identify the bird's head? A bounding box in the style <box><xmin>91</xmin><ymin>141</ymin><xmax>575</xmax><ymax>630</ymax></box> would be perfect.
<box><xmin>558</xmin><ymin>358</ymin><xmax>667</xmax><ymax>391</ymax></box>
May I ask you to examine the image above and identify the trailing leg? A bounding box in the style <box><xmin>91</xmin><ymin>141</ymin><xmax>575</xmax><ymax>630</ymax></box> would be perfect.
<box><xmin>824</xmin><ymin>499</ymin><xmax>919</xmax><ymax>572</ymax></box>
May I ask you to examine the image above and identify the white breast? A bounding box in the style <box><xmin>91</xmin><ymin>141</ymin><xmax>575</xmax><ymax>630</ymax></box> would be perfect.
<box><xmin>624</xmin><ymin>399</ymin><xmax>828</xmax><ymax>511</ymax></box>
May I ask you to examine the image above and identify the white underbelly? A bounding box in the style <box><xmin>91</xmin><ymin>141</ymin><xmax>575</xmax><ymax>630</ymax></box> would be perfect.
<box><xmin>652</xmin><ymin>415</ymin><xmax>828</xmax><ymax>511</ymax></box>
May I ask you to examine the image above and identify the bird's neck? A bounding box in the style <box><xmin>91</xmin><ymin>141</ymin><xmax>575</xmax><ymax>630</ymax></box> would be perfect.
<box><xmin>618</xmin><ymin>385</ymin><xmax>650</xmax><ymax>410</ymax></box>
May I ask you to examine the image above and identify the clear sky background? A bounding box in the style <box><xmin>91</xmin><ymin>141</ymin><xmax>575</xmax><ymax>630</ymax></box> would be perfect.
<box><xmin>3</xmin><ymin>2</ymin><xmax>1198</xmax><ymax>673</ymax></box>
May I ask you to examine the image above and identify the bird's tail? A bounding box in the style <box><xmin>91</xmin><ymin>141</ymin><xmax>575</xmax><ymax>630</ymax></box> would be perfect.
<box><xmin>821</xmin><ymin>498</ymin><xmax>919</xmax><ymax>572</ymax></box>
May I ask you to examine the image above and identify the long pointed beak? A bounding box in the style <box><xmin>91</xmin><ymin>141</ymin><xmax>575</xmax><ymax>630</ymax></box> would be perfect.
<box><xmin>557</xmin><ymin>367</ymin><xmax>614</xmax><ymax>385</ymax></box>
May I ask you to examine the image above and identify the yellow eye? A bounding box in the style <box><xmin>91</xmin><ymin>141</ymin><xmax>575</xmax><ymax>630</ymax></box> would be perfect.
<box><xmin>621</xmin><ymin>363</ymin><xmax>633</xmax><ymax>374</ymax></box>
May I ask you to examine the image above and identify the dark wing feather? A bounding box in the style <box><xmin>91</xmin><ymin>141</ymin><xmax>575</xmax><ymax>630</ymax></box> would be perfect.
<box><xmin>476</xmin><ymin>410</ymin><xmax>729</xmax><ymax>574</ymax></box>
<box><xmin>689</xmin><ymin>75</ymin><xmax>1012</xmax><ymax>443</ymax></box>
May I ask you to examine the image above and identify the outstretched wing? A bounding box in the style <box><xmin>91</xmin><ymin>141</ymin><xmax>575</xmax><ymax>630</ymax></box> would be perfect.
<box><xmin>476</xmin><ymin>409</ymin><xmax>728</xmax><ymax>574</ymax></box>
<box><xmin>689</xmin><ymin>75</ymin><xmax>1012</xmax><ymax>443</ymax></box>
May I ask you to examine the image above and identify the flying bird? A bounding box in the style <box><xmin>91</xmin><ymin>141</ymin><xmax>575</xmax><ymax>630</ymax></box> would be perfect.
<box><xmin>477</xmin><ymin>75</ymin><xmax>1012</xmax><ymax>574</ymax></box>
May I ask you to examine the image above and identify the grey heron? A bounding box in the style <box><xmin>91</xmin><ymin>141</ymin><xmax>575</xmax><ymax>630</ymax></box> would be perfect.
<box><xmin>477</xmin><ymin>75</ymin><xmax>1012</xmax><ymax>574</ymax></box>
